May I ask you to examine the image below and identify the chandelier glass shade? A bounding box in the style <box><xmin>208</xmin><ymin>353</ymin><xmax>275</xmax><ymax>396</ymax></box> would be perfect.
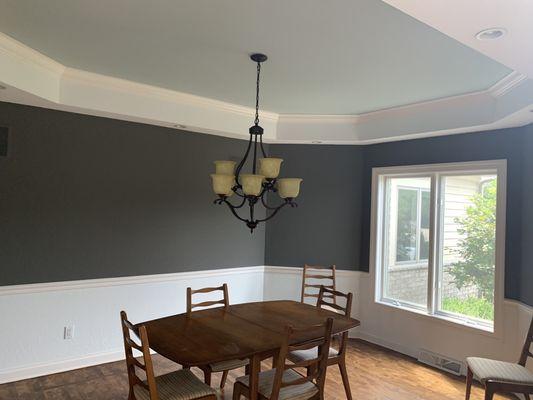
<box><xmin>210</xmin><ymin>53</ymin><xmax>302</xmax><ymax>232</ymax></box>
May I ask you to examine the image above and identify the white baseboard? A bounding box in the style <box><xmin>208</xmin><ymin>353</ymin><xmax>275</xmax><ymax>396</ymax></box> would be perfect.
<box><xmin>0</xmin><ymin>349</ymin><xmax>124</xmax><ymax>384</ymax></box>
<box><xmin>354</xmin><ymin>331</ymin><xmax>420</xmax><ymax>359</ymax></box>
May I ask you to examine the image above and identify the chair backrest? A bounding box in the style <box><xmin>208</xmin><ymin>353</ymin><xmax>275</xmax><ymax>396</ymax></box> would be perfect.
<box><xmin>317</xmin><ymin>286</ymin><xmax>352</xmax><ymax>356</ymax></box>
<box><xmin>186</xmin><ymin>283</ymin><xmax>229</xmax><ymax>314</ymax></box>
<box><xmin>271</xmin><ymin>318</ymin><xmax>334</xmax><ymax>400</ymax></box>
<box><xmin>519</xmin><ymin>316</ymin><xmax>533</xmax><ymax>366</ymax></box>
<box><xmin>301</xmin><ymin>264</ymin><xmax>336</xmax><ymax>304</ymax></box>
<box><xmin>120</xmin><ymin>311</ymin><xmax>158</xmax><ymax>400</ymax></box>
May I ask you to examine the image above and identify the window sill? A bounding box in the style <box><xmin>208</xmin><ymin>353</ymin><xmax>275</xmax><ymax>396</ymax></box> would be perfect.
<box><xmin>375</xmin><ymin>299</ymin><xmax>495</xmax><ymax>335</ymax></box>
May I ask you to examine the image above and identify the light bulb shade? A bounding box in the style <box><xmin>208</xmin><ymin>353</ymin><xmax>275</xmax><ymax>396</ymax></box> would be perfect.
<box><xmin>214</xmin><ymin>160</ymin><xmax>236</xmax><ymax>175</ymax></box>
<box><xmin>259</xmin><ymin>158</ymin><xmax>283</xmax><ymax>179</ymax></box>
<box><xmin>210</xmin><ymin>174</ymin><xmax>235</xmax><ymax>196</ymax></box>
<box><xmin>277</xmin><ymin>178</ymin><xmax>303</xmax><ymax>198</ymax></box>
<box><xmin>240</xmin><ymin>174</ymin><xmax>264</xmax><ymax>196</ymax></box>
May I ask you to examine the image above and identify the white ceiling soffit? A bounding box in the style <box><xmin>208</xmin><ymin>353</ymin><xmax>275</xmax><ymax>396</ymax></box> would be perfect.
<box><xmin>0</xmin><ymin>32</ymin><xmax>532</xmax><ymax>145</ymax></box>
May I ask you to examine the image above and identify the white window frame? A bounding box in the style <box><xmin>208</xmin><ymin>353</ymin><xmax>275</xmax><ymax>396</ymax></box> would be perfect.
<box><xmin>370</xmin><ymin>160</ymin><xmax>507</xmax><ymax>334</ymax></box>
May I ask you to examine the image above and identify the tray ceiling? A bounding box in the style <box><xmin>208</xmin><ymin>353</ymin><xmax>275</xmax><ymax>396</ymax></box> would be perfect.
<box><xmin>0</xmin><ymin>0</ymin><xmax>511</xmax><ymax>115</ymax></box>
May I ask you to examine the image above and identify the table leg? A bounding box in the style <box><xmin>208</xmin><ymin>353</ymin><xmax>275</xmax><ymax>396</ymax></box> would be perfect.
<box><xmin>248</xmin><ymin>354</ymin><xmax>261</xmax><ymax>400</ymax></box>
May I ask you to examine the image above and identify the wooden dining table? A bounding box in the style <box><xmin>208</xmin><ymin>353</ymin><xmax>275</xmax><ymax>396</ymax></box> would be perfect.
<box><xmin>135</xmin><ymin>300</ymin><xmax>360</xmax><ymax>400</ymax></box>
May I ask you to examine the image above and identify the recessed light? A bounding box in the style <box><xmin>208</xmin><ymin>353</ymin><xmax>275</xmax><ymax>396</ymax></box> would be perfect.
<box><xmin>475</xmin><ymin>28</ymin><xmax>507</xmax><ymax>41</ymax></box>
<box><xmin>172</xmin><ymin>124</ymin><xmax>187</xmax><ymax>129</ymax></box>
<box><xmin>311</xmin><ymin>140</ymin><xmax>322</xmax><ymax>144</ymax></box>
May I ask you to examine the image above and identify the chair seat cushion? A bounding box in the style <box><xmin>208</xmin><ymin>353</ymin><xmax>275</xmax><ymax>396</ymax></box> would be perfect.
<box><xmin>467</xmin><ymin>357</ymin><xmax>533</xmax><ymax>385</ymax></box>
<box><xmin>236</xmin><ymin>368</ymin><xmax>318</xmax><ymax>400</ymax></box>
<box><xmin>133</xmin><ymin>369</ymin><xmax>217</xmax><ymax>400</ymax></box>
<box><xmin>287</xmin><ymin>347</ymin><xmax>339</xmax><ymax>363</ymax></box>
<box><xmin>209</xmin><ymin>358</ymin><xmax>249</xmax><ymax>372</ymax></box>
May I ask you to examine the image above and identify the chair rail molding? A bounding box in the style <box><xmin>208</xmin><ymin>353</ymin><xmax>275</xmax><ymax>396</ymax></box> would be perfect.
<box><xmin>0</xmin><ymin>266</ymin><xmax>265</xmax><ymax>296</ymax></box>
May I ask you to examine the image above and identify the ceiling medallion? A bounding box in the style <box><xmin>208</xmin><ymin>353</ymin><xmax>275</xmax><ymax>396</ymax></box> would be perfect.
<box><xmin>210</xmin><ymin>53</ymin><xmax>302</xmax><ymax>233</ymax></box>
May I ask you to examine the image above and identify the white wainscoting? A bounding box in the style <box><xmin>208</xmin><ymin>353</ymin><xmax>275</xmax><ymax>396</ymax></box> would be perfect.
<box><xmin>263</xmin><ymin>266</ymin><xmax>533</xmax><ymax>374</ymax></box>
<box><xmin>0</xmin><ymin>266</ymin><xmax>264</xmax><ymax>384</ymax></box>
<box><xmin>1</xmin><ymin>265</ymin><xmax>531</xmax><ymax>384</ymax></box>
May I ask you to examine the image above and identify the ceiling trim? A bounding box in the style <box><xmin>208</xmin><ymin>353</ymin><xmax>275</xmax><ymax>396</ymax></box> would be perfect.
<box><xmin>0</xmin><ymin>32</ymin><xmax>64</xmax><ymax>75</ymax></box>
<box><xmin>490</xmin><ymin>71</ymin><xmax>528</xmax><ymax>98</ymax></box>
<box><xmin>61</xmin><ymin>68</ymin><xmax>279</xmax><ymax>123</ymax></box>
<box><xmin>0</xmin><ymin>32</ymin><xmax>532</xmax><ymax>145</ymax></box>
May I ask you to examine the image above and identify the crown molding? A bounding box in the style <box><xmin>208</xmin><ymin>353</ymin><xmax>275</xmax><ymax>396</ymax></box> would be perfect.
<box><xmin>1</xmin><ymin>32</ymin><xmax>532</xmax><ymax>144</ymax></box>
<box><xmin>61</xmin><ymin>68</ymin><xmax>279</xmax><ymax>123</ymax></box>
<box><xmin>0</xmin><ymin>32</ymin><xmax>65</xmax><ymax>75</ymax></box>
<box><xmin>490</xmin><ymin>71</ymin><xmax>528</xmax><ymax>98</ymax></box>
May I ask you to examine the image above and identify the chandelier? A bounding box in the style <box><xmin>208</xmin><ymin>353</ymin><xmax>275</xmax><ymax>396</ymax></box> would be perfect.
<box><xmin>210</xmin><ymin>53</ymin><xmax>302</xmax><ymax>233</ymax></box>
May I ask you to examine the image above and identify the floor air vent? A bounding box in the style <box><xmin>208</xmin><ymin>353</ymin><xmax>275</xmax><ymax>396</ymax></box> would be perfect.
<box><xmin>418</xmin><ymin>349</ymin><xmax>464</xmax><ymax>376</ymax></box>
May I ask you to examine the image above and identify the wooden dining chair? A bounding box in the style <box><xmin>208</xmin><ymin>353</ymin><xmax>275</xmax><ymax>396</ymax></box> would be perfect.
<box><xmin>289</xmin><ymin>286</ymin><xmax>354</xmax><ymax>400</ymax></box>
<box><xmin>301</xmin><ymin>264</ymin><xmax>337</xmax><ymax>304</ymax></box>
<box><xmin>186</xmin><ymin>284</ymin><xmax>249</xmax><ymax>389</ymax></box>
<box><xmin>465</xmin><ymin>316</ymin><xmax>533</xmax><ymax>400</ymax></box>
<box><xmin>233</xmin><ymin>317</ymin><xmax>334</xmax><ymax>400</ymax></box>
<box><xmin>120</xmin><ymin>311</ymin><xmax>217</xmax><ymax>400</ymax></box>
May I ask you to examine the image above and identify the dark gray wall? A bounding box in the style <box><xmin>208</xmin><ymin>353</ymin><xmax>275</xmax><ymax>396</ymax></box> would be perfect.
<box><xmin>267</xmin><ymin>126</ymin><xmax>533</xmax><ymax>305</ymax></box>
<box><xmin>2</xmin><ymin>101</ymin><xmax>532</xmax><ymax>305</ymax></box>
<box><xmin>0</xmin><ymin>102</ymin><xmax>265</xmax><ymax>285</ymax></box>
<box><xmin>265</xmin><ymin>145</ymin><xmax>364</xmax><ymax>268</ymax></box>
<box><xmin>520</xmin><ymin>123</ymin><xmax>533</xmax><ymax>306</ymax></box>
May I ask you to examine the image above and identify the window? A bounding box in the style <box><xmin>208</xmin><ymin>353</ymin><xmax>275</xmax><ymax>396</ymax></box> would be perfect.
<box><xmin>372</xmin><ymin>161</ymin><xmax>506</xmax><ymax>332</ymax></box>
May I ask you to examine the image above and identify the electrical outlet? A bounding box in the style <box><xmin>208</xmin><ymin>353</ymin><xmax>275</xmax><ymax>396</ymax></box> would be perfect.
<box><xmin>64</xmin><ymin>325</ymin><xmax>75</xmax><ymax>340</ymax></box>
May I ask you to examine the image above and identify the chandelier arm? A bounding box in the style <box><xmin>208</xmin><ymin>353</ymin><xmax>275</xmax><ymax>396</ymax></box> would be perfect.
<box><xmin>234</xmin><ymin>135</ymin><xmax>253</xmax><ymax>187</ymax></box>
<box><xmin>232</xmin><ymin>189</ymin><xmax>246</xmax><ymax>198</ymax></box>
<box><xmin>232</xmin><ymin>196</ymin><xmax>248</xmax><ymax>209</ymax></box>
<box><xmin>252</xmin><ymin>134</ymin><xmax>258</xmax><ymax>174</ymax></box>
<box><xmin>260</xmin><ymin>194</ymin><xmax>286</xmax><ymax>210</ymax></box>
<box><xmin>258</xmin><ymin>182</ymin><xmax>281</xmax><ymax>210</ymax></box>
<box><xmin>255</xmin><ymin>200</ymin><xmax>294</xmax><ymax>223</ymax></box>
<box><xmin>214</xmin><ymin>195</ymin><xmax>247</xmax><ymax>208</ymax></box>
<box><xmin>219</xmin><ymin>198</ymin><xmax>249</xmax><ymax>223</ymax></box>
<box><xmin>259</xmin><ymin>134</ymin><xmax>267</xmax><ymax>158</ymax></box>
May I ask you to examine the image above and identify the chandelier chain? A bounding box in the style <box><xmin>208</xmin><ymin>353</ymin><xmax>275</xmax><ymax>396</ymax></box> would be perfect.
<box><xmin>254</xmin><ymin>62</ymin><xmax>261</xmax><ymax>126</ymax></box>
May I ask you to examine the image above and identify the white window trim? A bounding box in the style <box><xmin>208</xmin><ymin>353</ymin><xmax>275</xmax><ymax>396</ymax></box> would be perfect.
<box><xmin>369</xmin><ymin>160</ymin><xmax>507</xmax><ymax>336</ymax></box>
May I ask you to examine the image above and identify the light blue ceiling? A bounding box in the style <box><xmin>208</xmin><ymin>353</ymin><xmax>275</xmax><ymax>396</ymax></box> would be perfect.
<box><xmin>0</xmin><ymin>0</ymin><xmax>511</xmax><ymax>115</ymax></box>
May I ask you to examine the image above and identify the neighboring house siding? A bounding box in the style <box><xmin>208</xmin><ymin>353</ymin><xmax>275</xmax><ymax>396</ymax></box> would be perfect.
<box><xmin>442</xmin><ymin>176</ymin><xmax>480</xmax><ymax>266</ymax></box>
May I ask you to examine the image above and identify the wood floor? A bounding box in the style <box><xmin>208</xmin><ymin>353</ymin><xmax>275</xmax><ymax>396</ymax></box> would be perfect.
<box><xmin>0</xmin><ymin>340</ymin><xmax>514</xmax><ymax>400</ymax></box>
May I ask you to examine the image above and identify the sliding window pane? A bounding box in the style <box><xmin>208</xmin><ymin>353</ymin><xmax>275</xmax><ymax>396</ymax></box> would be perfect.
<box><xmin>438</xmin><ymin>174</ymin><xmax>497</xmax><ymax>323</ymax></box>
<box><xmin>383</xmin><ymin>177</ymin><xmax>431</xmax><ymax>307</ymax></box>
<box><xmin>396</xmin><ymin>188</ymin><xmax>418</xmax><ymax>262</ymax></box>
